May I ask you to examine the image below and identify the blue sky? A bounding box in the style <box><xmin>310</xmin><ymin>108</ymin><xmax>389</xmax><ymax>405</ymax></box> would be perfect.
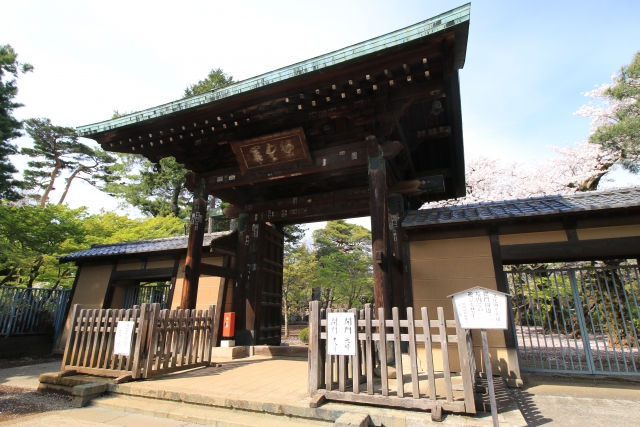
<box><xmin>2</xmin><ymin>0</ymin><xmax>640</xmax><ymax>229</ymax></box>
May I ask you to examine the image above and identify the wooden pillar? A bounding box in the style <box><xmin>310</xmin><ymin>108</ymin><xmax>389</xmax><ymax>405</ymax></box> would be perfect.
<box><xmin>387</xmin><ymin>193</ymin><xmax>407</xmax><ymax>317</ymax></box>
<box><xmin>367</xmin><ymin>135</ymin><xmax>393</xmax><ymax>320</ymax></box>
<box><xmin>180</xmin><ymin>185</ymin><xmax>208</xmax><ymax>310</ymax></box>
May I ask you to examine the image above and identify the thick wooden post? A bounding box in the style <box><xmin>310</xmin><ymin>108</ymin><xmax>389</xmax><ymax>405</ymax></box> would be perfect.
<box><xmin>180</xmin><ymin>185</ymin><xmax>208</xmax><ymax>310</ymax></box>
<box><xmin>367</xmin><ymin>135</ymin><xmax>392</xmax><ymax>320</ymax></box>
<box><xmin>387</xmin><ymin>193</ymin><xmax>406</xmax><ymax>318</ymax></box>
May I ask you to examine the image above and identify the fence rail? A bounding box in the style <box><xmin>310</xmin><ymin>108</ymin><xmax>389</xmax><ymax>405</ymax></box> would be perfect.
<box><xmin>61</xmin><ymin>303</ymin><xmax>216</xmax><ymax>379</ymax></box>
<box><xmin>0</xmin><ymin>287</ymin><xmax>70</xmax><ymax>337</ymax></box>
<box><xmin>308</xmin><ymin>302</ymin><xmax>476</xmax><ymax>414</ymax></box>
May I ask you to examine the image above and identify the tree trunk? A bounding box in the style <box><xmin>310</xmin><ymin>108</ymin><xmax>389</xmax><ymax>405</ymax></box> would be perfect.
<box><xmin>40</xmin><ymin>158</ymin><xmax>62</xmax><ymax>207</ymax></box>
<box><xmin>27</xmin><ymin>256</ymin><xmax>45</xmax><ymax>288</ymax></box>
<box><xmin>58</xmin><ymin>167</ymin><xmax>83</xmax><ymax>205</ymax></box>
<box><xmin>0</xmin><ymin>267</ymin><xmax>17</xmax><ymax>286</ymax></box>
<box><xmin>170</xmin><ymin>182</ymin><xmax>182</xmax><ymax>217</ymax></box>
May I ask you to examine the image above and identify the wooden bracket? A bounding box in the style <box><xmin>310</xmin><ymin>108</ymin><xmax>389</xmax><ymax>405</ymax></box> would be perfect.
<box><xmin>309</xmin><ymin>394</ymin><xmax>327</xmax><ymax>408</ymax></box>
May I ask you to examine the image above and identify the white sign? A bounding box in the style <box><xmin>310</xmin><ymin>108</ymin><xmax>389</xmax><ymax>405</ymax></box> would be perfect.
<box><xmin>113</xmin><ymin>321</ymin><xmax>135</xmax><ymax>356</ymax></box>
<box><xmin>452</xmin><ymin>288</ymin><xmax>508</xmax><ymax>330</ymax></box>
<box><xmin>326</xmin><ymin>312</ymin><xmax>357</xmax><ymax>356</ymax></box>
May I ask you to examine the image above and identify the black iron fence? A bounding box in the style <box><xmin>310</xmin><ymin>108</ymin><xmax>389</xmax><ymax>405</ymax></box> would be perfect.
<box><xmin>506</xmin><ymin>266</ymin><xmax>640</xmax><ymax>376</ymax></box>
<box><xmin>0</xmin><ymin>287</ymin><xmax>71</xmax><ymax>338</ymax></box>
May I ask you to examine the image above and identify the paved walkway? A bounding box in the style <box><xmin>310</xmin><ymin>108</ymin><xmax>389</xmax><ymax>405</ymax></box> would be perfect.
<box><xmin>0</xmin><ymin>407</ymin><xmax>211</xmax><ymax>426</ymax></box>
<box><xmin>512</xmin><ymin>373</ymin><xmax>640</xmax><ymax>426</ymax></box>
<box><xmin>0</xmin><ymin>362</ymin><xmax>60</xmax><ymax>390</ymax></box>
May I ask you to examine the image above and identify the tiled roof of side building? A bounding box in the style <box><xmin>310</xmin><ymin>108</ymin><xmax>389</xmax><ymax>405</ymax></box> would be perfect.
<box><xmin>401</xmin><ymin>187</ymin><xmax>640</xmax><ymax>228</ymax></box>
<box><xmin>59</xmin><ymin>231</ymin><xmax>235</xmax><ymax>262</ymax></box>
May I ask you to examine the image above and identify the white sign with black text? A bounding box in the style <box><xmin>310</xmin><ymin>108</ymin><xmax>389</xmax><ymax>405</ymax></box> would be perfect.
<box><xmin>452</xmin><ymin>288</ymin><xmax>508</xmax><ymax>330</ymax></box>
<box><xmin>326</xmin><ymin>312</ymin><xmax>357</xmax><ymax>356</ymax></box>
<box><xmin>113</xmin><ymin>320</ymin><xmax>135</xmax><ymax>356</ymax></box>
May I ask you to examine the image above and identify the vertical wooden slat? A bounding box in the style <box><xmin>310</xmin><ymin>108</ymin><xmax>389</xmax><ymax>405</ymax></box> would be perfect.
<box><xmin>377</xmin><ymin>307</ymin><xmax>389</xmax><ymax>396</ymax></box>
<box><xmin>407</xmin><ymin>307</ymin><xmax>420</xmax><ymax>398</ymax></box>
<box><xmin>61</xmin><ymin>304</ymin><xmax>81</xmax><ymax>370</ymax></box>
<box><xmin>89</xmin><ymin>310</ymin><xmax>103</xmax><ymax>368</ymax></box>
<box><xmin>78</xmin><ymin>309</ymin><xmax>92</xmax><ymax>367</ymax></box>
<box><xmin>172</xmin><ymin>309</ymin><xmax>182</xmax><ymax>367</ymax></box>
<box><xmin>438</xmin><ymin>307</ymin><xmax>453</xmax><ymax>402</ymax></box>
<box><xmin>143</xmin><ymin>304</ymin><xmax>160</xmax><ymax>377</ymax></box>
<box><xmin>96</xmin><ymin>310</ymin><xmax>111</xmax><ymax>369</ymax></box>
<box><xmin>392</xmin><ymin>307</ymin><xmax>404</xmax><ymax>398</ymax></box>
<box><xmin>350</xmin><ymin>307</ymin><xmax>360</xmax><ymax>394</ymax></box>
<box><xmin>325</xmin><ymin>308</ymin><xmax>333</xmax><ymax>391</ymax></box>
<box><xmin>358</xmin><ymin>309</ymin><xmax>365</xmax><ymax>378</ymax></box>
<box><xmin>193</xmin><ymin>310</ymin><xmax>201</xmax><ymax>364</ymax></box>
<box><xmin>319</xmin><ymin>308</ymin><xmax>326</xmax><ymax>389</ymax></box>
<box><xmin>421</xmin><ymin>307</ymin><xmax>436</xmax><ymax>400</ymax></box>
<box><xmin>454</xmin><ymin>305</ymin><xmax>476</xmax><ymax>414</ymax></box>
<box><xmin>154</xmin><ymin>310</ymin><xmax>168</xmax><ymax>370</ymax></box>
<box><xmin>205</xmin><ymin>305</ymin><xmax>216</xmax><ymax>364</ymax></box>
<box><xmin>308</xmin><ymin>301</ymin><xmax>320</xmax><ymax>396</ymax></box>
<box><xmin>365</xmin><ymin>306</ymin><xmax>374</xmax><ymax>395</ymax></box>
<box><xmin>162</xmin><ymin>310</ymin><xmax>175</xmax><ymax>371</ymax></box>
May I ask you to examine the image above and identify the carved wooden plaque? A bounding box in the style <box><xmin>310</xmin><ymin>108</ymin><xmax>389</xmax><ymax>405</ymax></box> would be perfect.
<box><xmin>230</xmin><ymin>127</ymin><xmax>312</xmax><ymax>175</ymax></box>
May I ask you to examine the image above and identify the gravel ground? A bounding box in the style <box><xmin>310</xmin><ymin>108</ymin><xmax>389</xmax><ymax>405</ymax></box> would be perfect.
<box><xmin>0</xmin><ymin>386</ymin><xmax>72</xmax><ymax>423</ymax></box>
<box><xmin>281</xmin><ymin>323</ymin><xmax>306</xmax><ymax>346</ymax></box>
<box><xmin>0</xmin><ymin>355</ymin><xmax>61</xmax><ymax>370</ymax></box>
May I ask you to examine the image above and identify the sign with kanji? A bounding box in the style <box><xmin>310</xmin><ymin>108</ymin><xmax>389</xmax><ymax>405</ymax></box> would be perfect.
<box><xmin>326</xmin><ymin>312</ymin><xmax>357</xmax><ymax>356</ymax></box>
<box><xmin>113</xmin><ymin>320</ymin><xmax>135</xmax><ymax>356</ymax></box>
<box><xmin>451</xmin><ymin>287</ymin><xmax>508</xmax><ymax>330</ymax></box>
<box><xmin>231</xmin><ymin>127</ymin><xmax>312</xmax><ymax>175</ymax></box>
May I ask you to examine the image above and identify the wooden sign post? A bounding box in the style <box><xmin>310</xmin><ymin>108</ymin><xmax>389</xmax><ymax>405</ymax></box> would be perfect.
<box><xmin>449</xmin><ymin>287</ymin><xmax>509</xmax><ymax>427</ymax></box>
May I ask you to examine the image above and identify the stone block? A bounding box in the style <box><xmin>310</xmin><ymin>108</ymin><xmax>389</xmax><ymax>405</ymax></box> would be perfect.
<box><xmin>210</xmin><ymin>346</ymin><xmax>245</xmax><ymax>359</ymax></box>
<box><xmin>334</xmin><ymin>412</ymin><xmax>370</xmax><ymax>427</ymax></box>
<box><xmin>73</xmin><ymin>382</ymin><xmax>108</xmax><ymax>397</ymax></box>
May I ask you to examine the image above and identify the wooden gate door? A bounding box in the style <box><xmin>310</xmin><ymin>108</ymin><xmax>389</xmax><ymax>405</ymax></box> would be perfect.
<box><xmin>253</xmin><ymin>224</ymin><xmax>284</xmax><ymax>345</ymax></box>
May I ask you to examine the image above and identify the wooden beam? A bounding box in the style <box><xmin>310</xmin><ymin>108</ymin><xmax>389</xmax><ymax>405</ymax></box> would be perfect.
<box><xmin>203</xmin><ymin>141</ymin><xmax>369</xmax><ymax>191</ymax></box>
<box><xmin>180</xmin><ymin>189</ymin><xmax>208</xmax><ymax>310</ymax></box>
<box><xmin>199</xmin><ymin>263</ymin><xmax>238</xmax><ymax>279</ymax></box>
<box><xmin>501</xmin><ymin>236</ymin><xmax>640</xmax><ymax>264</ymax></box>
<box><xmin>110</xmin><ymin>267</ymin><xmax>174</xmax><ymax>281</ymax></box>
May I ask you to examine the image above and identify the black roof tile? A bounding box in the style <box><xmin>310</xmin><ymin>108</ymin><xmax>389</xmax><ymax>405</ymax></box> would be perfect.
<box><xmin>402</xmin><ymin>187</ymin><xmax>640</xmax><ymax>228</ymax></box>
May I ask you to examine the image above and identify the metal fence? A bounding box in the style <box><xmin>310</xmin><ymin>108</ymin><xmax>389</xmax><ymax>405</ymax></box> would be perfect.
<box><xmin>123</xmin><ymin>285</ymin><xmax>169</xmax><ymax>310</ymax></box>
<box><xmin>0</xmin><ymin>287</ymin><xmax>71</xmax><ymax>338</ymax></box>
<box><xmin>506</xmin><ymin>266</ymin><xmax>640</xmax><ymax>376</ymax></box>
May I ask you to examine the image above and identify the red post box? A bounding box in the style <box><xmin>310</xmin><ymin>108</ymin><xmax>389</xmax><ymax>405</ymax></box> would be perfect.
<box><xmin>222</xmin><ymin>312</ymin><xmax>236</xmax><ymax>338</ymax></box>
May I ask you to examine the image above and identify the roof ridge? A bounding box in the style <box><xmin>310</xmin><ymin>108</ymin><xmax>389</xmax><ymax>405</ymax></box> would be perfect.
<box><xmin>88</xmin><ymin>231</ymin><xmax>231</xmax><ymax>249</ymax></box>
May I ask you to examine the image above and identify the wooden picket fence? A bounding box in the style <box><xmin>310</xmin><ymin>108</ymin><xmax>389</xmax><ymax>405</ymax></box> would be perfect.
<box><xmin>61</xmin><ymin>303</ymin><xmax>216</xmax><ymax>379</ymax></box>
<box><xmin>308</xmin><ymin>301</ymin><xmax>476</xmax><ymax>414</ymax></box>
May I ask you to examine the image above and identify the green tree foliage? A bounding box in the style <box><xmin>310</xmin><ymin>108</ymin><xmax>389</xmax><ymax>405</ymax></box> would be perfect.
<box><xmin>312</xmin><ymin>221</ymin><xmax>373</xmax><ymax>309</ymax></box>
<box><xmin>282</xmin><ymin>244</ymin><xmax>317</xmax><ymax>336</ymax></box>
<box><xmin>106</xmin><ymin>155</ymin><xmax>191</xmax><ymax>218</ymax></box>
<box><xmin>108</xmin><ymin>69</ymin><xmax>234</xmax><ymax>218</ymax></box>
<box><xmin>0</xmin><ymin>204</ymin><xmax>84</xmax><ymax>288</ymax></box>
<box><xmin>0</xmin><ymin>203</ymin><xmax>183</xmax><ymax>289</ymax></box>
<box><xmin>581</xmin><ymin>51</ymin><xmax>640</xmax><ymax>172</ymax></box>
<box><xmin>21</xmin><ymin>118</ymin><xmax>116</xmax><ymax>206</ymax></box>
<box><xmin>0</xmin><ymin>44</ymin><xmax>33</xmax><ymax>201</ymax></box>
<box><xmin>184</xmin><ymin>68</ymin><xmax>234</xmax><ymax>98</ymax></box>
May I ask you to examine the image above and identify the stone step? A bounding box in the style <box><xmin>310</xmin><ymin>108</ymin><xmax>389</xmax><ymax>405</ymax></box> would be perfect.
<box><xmin>90</xmin><ymin>394</ymin><xmax>334</xmax><ymax>427</ymax></box>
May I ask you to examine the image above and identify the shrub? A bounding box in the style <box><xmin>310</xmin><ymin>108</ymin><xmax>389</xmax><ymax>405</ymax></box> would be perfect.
<box><xmin>298</xmin><ymin>327</ymin><xmax>309</xmax><ymax>344</ymax></box>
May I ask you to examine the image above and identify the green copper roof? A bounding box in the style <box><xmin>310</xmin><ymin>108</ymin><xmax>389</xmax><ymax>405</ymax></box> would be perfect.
<box><xmin>77</xmin><ymin>3</ymin><xmax>470</xmax><ymax>137</ymax></box>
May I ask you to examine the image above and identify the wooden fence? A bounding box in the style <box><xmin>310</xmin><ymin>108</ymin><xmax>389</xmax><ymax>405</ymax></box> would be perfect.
<box><xmin>308</xmin><ymin>301</ymin><xmax>476</xmax><ymax>414</ymax></box>
<box><xmin>61</xmin><ymin>303</ymin><xmax>216</xmax><ymax>379</ymax></box>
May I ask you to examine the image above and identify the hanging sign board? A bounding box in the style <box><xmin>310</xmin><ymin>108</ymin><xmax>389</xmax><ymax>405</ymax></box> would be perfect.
<box><xmin>113</xmin><ymin>320</ymin><xmax>135</xmax><ymax>356</ymax></box>
<box><xmin>326</xmin><ymin>312</ymin><xmax>357</xmax><ymax>356</ymax></box>
<box><xmin>451</xmin><ymin>287</ymin><xmax>508</xmax><ymax>330</ymax></box>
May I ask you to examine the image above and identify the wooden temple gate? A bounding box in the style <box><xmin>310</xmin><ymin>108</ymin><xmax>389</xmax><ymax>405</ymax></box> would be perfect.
<box><xmin>76</xmin><ymin>4</ymin><xmax>471</xmax><ymax>348</ymax></box>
